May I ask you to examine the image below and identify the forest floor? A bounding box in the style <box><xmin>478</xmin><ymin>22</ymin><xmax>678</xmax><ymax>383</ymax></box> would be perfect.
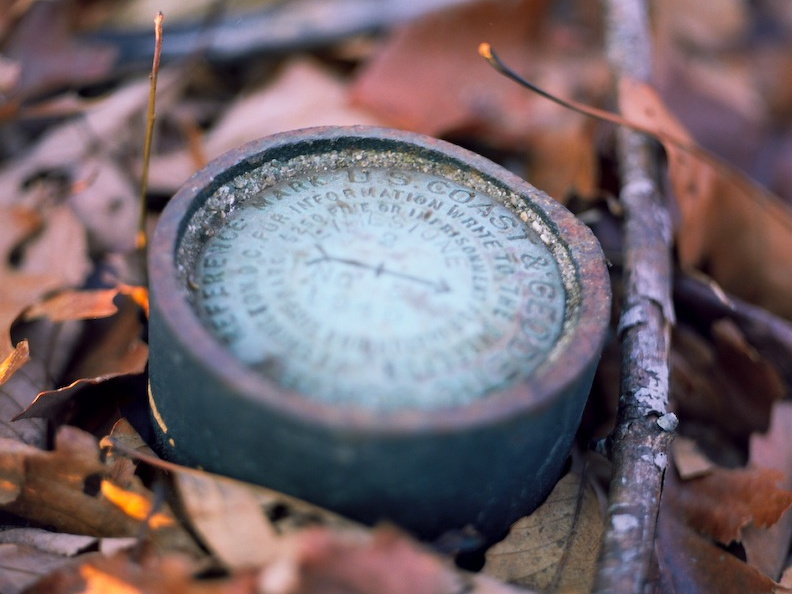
<box><xmin>2</xmin><ymin>1</ymin><xmax>792</xmax><ymax>592</ymax></box>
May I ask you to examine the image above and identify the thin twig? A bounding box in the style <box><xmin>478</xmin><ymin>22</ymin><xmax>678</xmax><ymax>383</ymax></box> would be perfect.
<box><xmin>477</xmin><ymin>42</ymin><xmax>790</xmax><ymax>229</ymax></box>
<box><xmin>593</xmin><ymin>1</ymin><xmax>675</xmax><ymax>592</ymax></box>
<box><xmin>135</xmin><ymin>12</ymin><xmax>164</xmax><ymax>251</ymax></box>
<box><xmin>480</xmin><ymin>5</ymin><xmax>674</xmax><ymax>589</ymax></box>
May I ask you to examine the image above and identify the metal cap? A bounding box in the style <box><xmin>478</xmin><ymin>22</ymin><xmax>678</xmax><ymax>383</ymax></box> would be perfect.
<box><xmin>148</xmin><ymin>126</ymin><xmax>610</xmax><ymax>539</ymax></box>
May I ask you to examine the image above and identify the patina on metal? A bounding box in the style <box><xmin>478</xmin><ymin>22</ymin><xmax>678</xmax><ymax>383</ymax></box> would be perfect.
<box><xmin>148</xmin><ymin>126</ymin><xmax>611</xmax><ymax>540</ymax></box>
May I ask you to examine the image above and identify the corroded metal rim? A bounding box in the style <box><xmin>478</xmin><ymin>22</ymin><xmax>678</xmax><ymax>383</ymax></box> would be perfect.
<box><xmin>149</xmin><ymin>126</ymin><xmax>610</xmax><ymax>434</ymax></box>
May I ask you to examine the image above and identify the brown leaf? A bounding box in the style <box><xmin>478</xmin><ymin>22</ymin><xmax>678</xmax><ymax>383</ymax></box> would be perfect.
<box><xmin>0</xmin><ymin>205</ymin><xmax>39</xmax><ymax>256</ymax></box>
<box><xmin>0</xmin><ymin>528</ymin><xmax>96</xmax><ymax>557</ymax></box>
<box><xmin>653</xmin><ymin>0</ymin><xmax>749</xmax><ymax>50</ymax></box>
<box><xmin>0</xmin><ymin>425</ymin><xmax>190</xmax><ymax>546</ymax></box>
<box><xmin>259</xmin><ymin>525</ymin><xmax>465</xmax><ymax>594</ymax></box>
<box><xmin>0</xmin><ymin>204</ymin><xmax>86</xmax><ymax>447</ymax></box>
<box><xmin>0</xmin><ymin>206</ymin><xmax>62</xmax><ymax>371</ymax></box>
<box><xmin>68</xmin><ymin>293</ymin><xmax>148</xmax><ymax>381</ymax></box>
<box><xmin>0</xmin><ymin>68</ymin><xmax>180</xmax><ymax>214</ymax></box>
<box><xmin>671</xmin><ymin>320</ymin><xmax>784</xmax><ymax>441</ymax></box>
<box><xmin>618</xmin><ymin>78</ymin><xmax>792</xmax><ymax>320</ymax></box>
<box><xmin>18</xmin><ymin>204</ymin><xmax>90</xmax><ymax>289</ymax></box>
<box><xmin>743</xmin><ymin>403</ymin><xmax>792</xmax><ymax>579</ymax></box>
<box><xmin>0</xmin><ymin>527</ymin><xmax>137</xmax><ymax>592</ymax></box>
<box><xmin>109</xmin><ymin>434</ymin><xmax>367</xmax><ymax>562</ymax></box>
<box><xmin>2</xmin><ymin>0</ymin><xmax>116</xmax><ymax>101</ymax></box>
<box><xmin>0</xmin><ymin>542</ymin><xmax>90</xmax><ymax>594</ymax></box>
<box><xmin>174</xmin><ymin>470</ymin><xmax>279</xmax><ymax>570</ymax></box>
<box><xmin>352</xmin><ymin>0</ymin><xmax>549</xmax><ymax>135</ymax></box>
<box><xmin>672</xmin><ymin>436</ymin><xmax>717</xmax><ymax>480</ymax></box>
<box><xmin>483</xmin><ymin>472</ymin><xmax>602</xmax><ymax>593</ymax></box>
<box><xmin>0</xmin><ymin>316</ymin><xmax>86</xmax><ymax>448</ymax></box>
<box><xmin>16</xmin><ymin>292</ymin><xmax>148</xmax><ymax>422</ymax></box>
<box><xmin>118</xmin><ymin>283</ymin><xmax>149</xmax><ymax>318</ymax></box>
<box><xmin>23</xmin><ymin>288</ymin><xmax>120</xmax><ymax>323</ymax></box>
<box><xmin>100</xmin><ymin>417</ymin><xmax>156</xmax><ymax>459</ymax></box>
<box><xmin>66</xmin><ymin>155</ymin><xmax>140</xmax><ymax>253</ymax></box>
<box><xmin>106</xmin><ymin>433</ymin><xmax>534</xmax><ymax>593</ymax></box>
<box><xmin>657</xmin><ymin>460</ymin><xmax>792</xmax><ymax>593</ymax></box>
<box><xmin>15</xmin><ymin>338</ymin><xmax>147</xmax><ymax>422</ymax></box>
<box><xmin>259</xmin><ymin>525</ymin><xmax>539</xmax><ymax>594</ymax></box>
<box><xmin>0</xmin><ymin>340</ymin><xmax>29</xmax><ymax>386</ymax></box>
<box><xmin>655</xmin><ymin>507</ymin><xmax>783</xmax><ymax>594</ymax></box>
<box><xmin>350</xmin><ymin>0</ymin><xmax>607</xmax><ymax>201</ymax></box>
<box><xmin>673</xmin><ymin>272</ymin><xmax>792</xmax><ymax>399</ymax></box>
<box><xmin>0</xmin><ymin>426</ymin><xmax>133</xmax><ymax>535</ymax></box>
<box><xmin>667</xmin><ymin>466</ymin><xmax>792</xmax><ymax>545</ymax></box>
<box><xmin>24</xmin><ymin>550</ymin><xmax>257</xmax><ymax>594</ymax></box>
<box><xmin>148</xmin><ymin>58</ymin><xmax>386</xmax><ymax>194</ymax></box>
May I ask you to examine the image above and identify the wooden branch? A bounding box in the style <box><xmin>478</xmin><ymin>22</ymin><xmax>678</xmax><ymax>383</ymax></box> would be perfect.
<box><xmin>593</xmin><ymin>1</ymin><xmax>676</xmax><ymax>592</ymax></box>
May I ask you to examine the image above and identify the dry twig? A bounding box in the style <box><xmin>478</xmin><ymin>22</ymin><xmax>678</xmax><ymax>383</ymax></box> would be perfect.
<box><xmin>136</xmin><ymin>11</ymin><xmax>164</xmax><ymax>251</ymax></box>
<box><xmin>593</xmin><ymin>1</ymin><xmax>676</xmax><ymax>592</ymax></box>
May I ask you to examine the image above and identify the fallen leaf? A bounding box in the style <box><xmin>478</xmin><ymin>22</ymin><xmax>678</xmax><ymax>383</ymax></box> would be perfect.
<box><xmin>147</xmin><ymin>58</ymin><xmax>386</xmax><ymax>194</ymax></box>
<box><xmin>117</xmin><ymin>283</ymin><xmax>149</xmax><ymax>318</ymax></box>
<box><xmin>743</xmin><ymin>402</ymin><xmax>792</xmax><ymax>580</ymax></box>
<box><xmin>0</xmin><ymin>340</ymin><xmax>29</xmax><ymax>387</ymax></box>
<box><xmin>653</xmin><ymin>0</ymin><xmax>749</xmax><ymax>50</ymax></box>
<box><xmin>672</xmin><ymin>436</ymin><xmax>717</xmax><ymax>480</ymax></box>
<box><xmin>104</xmin><ymin>435</ymin><xmax>527</xmax><ymax>592</ymax></box>
<box><xmin>1</xmin><ymin>1</ymin><xmax>115</xmax><ymax>101</ymax></box>
<box><xmin>0</xmin><ymin>526</ymin><xmax>136</xmax><ymax>563</ymax></box>
<box><xmin>656</xmin><ymin>456</ymin><xmax>792</xmax><ymax>593</ymax></box>
<box><xmin>24</xmin><ymin>549</ymin><xmax>257</xmax><ymax>594</ymax></box>
<box><xmin>0</xmin><ymin>68</ymin><xmax>180</xmax><ymax>211</ymax></box>
<box><xmin>673</xmin><ymin>272</ymin><xmax>792</xmax><ymax>399</ymax></box>
<box><xmin>174</xmin><ymin>470</ymin><xmax>279</xmax><ymax>570</ymax></box>
<box><xmin>671</xmin><ymin>320</ymin><xmax>784</xmax><ymax>442</ymax></box>
<box><xmin>0</xmin><ymin>54</ymin><xmax>20</xmax><ymax>95</ymax></box>
<box><xmin>67</xmin><ymin>292</ymin><xmax>148</xmax><ymax>381</ymax></box>
<box><xmin>0</xmin><ymin>206</ymin><xmax>62</xmax><ymax>373</ymax></box>
<box><xmin>258</xmin><ymin>525</ymin><xmax>467</xmax><ymax>594</ymax></box>
<box><xmin>0</xmin><ymin>542</ymin><xmax>90</xmax><ymax>594</ymax></box>
<box><xmin>618</xmin><ymin>77</ymin><xmax>792</xmax><ymax>321</ymax></box>
<box><xmin>655</xmin><ymin>507</ymin><xmax>783</xmax><ymax>594</ymax></box>
<box><xmin>17</xmin><ymin>203</ymin><xmax>90</xmax><ymax>288</ymax></box>
<box><xmin>0</xmin><ymin>528</ymin><xmax>96</xmax><ymax>557</ymax></box>
<box><xmin>108</xmin><ymin>433</ymin><xmax>366</xmax><ymax>544</ymax></box>
<box><xmin>0</xmin><ymin>425</ymin><xmax>191</xmax><ymax>550</ymax></box>
<box><xmin>0</xmin><ymin>0</ymin><xmax>26</xmax><ymax>41</ymax></box>
<box><xmin>753</xmin><ymin>40</ymin><xmax>792</xmax><ymax>128</ymax></box>
<box><xmin>18</xmin><ymin>518</ymin><xmax>533</xmax><ymax>594</ymax></box>
<box><xmin>483</xmin><ymin>471</ymin><xmax>602</xmax><ymax>593</ymax></box>
<box><xmin>100</xmin><ymin>417</ymin><xmax>156</xmax><ymax>459</ymax></box>
<box><xmin>0</xmin><ymin>316</ymin><xmax>87</xmax><ymax>450</ymax></box>
<box><xmin>667</xmin><ymin>466</ymin><xmax>792</xmax><ymax>546</ymax></box>
<box><xmin>100</xmin><ymin>480</ymin><xmax>174</xmax><ymax>529</ymax></box>
<box><xmin>15</xmin><ymin>293</ymin><xmax>148</xmax><ymax>422</ymax></box>
<box><xmin>350</xmin><ymin>0</ymin><xmax>607</xmax><ymax>201</ymax></box>
<box><xmin>67</xmin><ymin>155</ymin><xmax>139</xmax><ymax>253</ymax></box>
<box><xmin>0</xmin><ymin>204</ymin><xmax>88</xmax><ymax>448</ymax></box>
<box><xmin>23</xmin><ymin>288</ymin><xmax>120</xmax><ymax>323</ymax></box>
<box><xmin>14</xmin><ymin>338</ymin><xmax>147</xmax><ymax>422</ymax></box>
<box><xmin>0</xmin><ymin>426</ymin><xmax>136</xmax><ymax>535</ymax></box>
<box><xmin>652</xmin><ymin>0</ymin><xmax>765</xmax><ymax>171</ymax></box>
<box><xmin>351</xmin><ymin>0</ymin><xmax>550</xmax><ymax>135</ymax></box>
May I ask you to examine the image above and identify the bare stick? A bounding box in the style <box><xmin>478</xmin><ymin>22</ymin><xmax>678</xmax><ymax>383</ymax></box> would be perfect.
<box><xmin>593</xmin><ymin>1</ymin><xmax>675</xmax><ymax>592</ymax></box>
<box><xmin>136</xmin><ymin>12</ymin><xmax>164</xmax><ymax>251</ymax></box>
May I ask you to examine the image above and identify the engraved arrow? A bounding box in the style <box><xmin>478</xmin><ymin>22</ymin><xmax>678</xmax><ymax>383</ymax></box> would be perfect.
<box><xmin>306</xmin><ymin>244</ymin><xmax>451</xmax><ymax>293</ymax></box>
